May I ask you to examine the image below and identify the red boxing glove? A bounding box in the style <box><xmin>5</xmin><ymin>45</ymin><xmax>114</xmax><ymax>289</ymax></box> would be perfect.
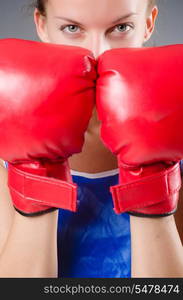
<box><xmin>0</xmin><ymin>39</ymin><xmax>96</xmax><ymax>216</ymax></box>
<box><xmin>97</xmin><ymin>45</ymin><xmax>183</xmax><ymax>217</ymax></box>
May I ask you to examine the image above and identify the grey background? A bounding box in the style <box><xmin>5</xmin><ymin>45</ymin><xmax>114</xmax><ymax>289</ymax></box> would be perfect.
<box><xmin>0</xmin><ymin>0</ymin><xmax>183</xmax><ymax>46</ymax></box>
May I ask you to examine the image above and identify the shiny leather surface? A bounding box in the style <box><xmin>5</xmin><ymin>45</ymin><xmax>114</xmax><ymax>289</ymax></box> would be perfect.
<box><xmin>97</xmin><ymin>45</ymin><xmax>183</xmax><ymax>216</ymax></box>
<box><xmin>0</xmin><ymin>39</ymin><xmax>96</xmax><ymax>214</ymax></box>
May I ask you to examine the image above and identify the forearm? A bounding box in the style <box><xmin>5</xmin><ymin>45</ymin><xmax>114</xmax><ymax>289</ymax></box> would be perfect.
<box><xmin>0</xmin><ymin>163</ymin><xmax>14</xmax><ymax>253</ymax></box>
<box><xmin>0</xmin><ymin>210</ymin><xmax>59</xmax><ymax>278</ymax></box>
<box><xmin>174</xmin><ymin>184</ymin><xmax>183</xmax><ymax>245</ymax></box>
<box><xmin>130</xmin><ymin>215</ymin><xmax>183</xmax><ymax>278</ymax></box>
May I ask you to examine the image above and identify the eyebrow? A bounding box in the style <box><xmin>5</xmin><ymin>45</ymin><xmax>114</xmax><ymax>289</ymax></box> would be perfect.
<box><xmin>111</xmin><ymin>13</ymin><xmax>138</xmax><ymax>24</ymax></box>
<box><xmin>54</xmin><ymin>13</ymin><xmax>138</xmax><ymax>26</ymax></box>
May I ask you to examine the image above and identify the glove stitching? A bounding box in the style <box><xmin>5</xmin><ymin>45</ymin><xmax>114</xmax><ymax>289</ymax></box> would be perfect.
<box><xmin>9</xmin><ymin>185</ymin><xmax>76</xmax><ymax>209</ymax></box>
<box><xmin>10</xmin><ymin>165</ymin><xmax>76</xmax><ymax>189</ymax></box>
<box><xmin>116</xmin><ymin>164</ymin><xmax>180</xmax><ymax>194</ymax></box>
<box><xmin>116</xmin><ymin>189</ymin><xmax>180</xmax><ymax>212</ymax></box>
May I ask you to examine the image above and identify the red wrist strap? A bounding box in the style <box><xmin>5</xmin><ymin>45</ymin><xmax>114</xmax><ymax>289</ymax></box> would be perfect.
<box><xmin>8</xmin><ymin>163</ymin><xmax>77</xmax><ymax>213</ymax></box>
<box><xmin>110</xmin><ymin>162</ymin><xmax>181</xmax><ymax>215</ymax></box>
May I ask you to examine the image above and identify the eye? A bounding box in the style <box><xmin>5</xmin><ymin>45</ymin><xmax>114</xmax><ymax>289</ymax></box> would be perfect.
<box><xmin>112</xmin><ymin>23</ymin><xmax>133</xmax><ymax>34</ymax></box>
<box><xmin>60</xmin><ymin>24</ymin><xmax>81</xmax><ymax>34</ymax></box>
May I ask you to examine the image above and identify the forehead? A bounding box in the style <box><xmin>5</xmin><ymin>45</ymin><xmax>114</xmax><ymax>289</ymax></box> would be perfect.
<box><xmin>47</xmin><ymin>0</ymin><xmax>147</xmax><ymax>25</ymax></box>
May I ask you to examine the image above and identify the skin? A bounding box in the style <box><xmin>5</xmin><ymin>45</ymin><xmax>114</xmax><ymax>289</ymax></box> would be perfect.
<box><xmin>0</xmin><ymin>0</ymin><xmax>183</xmax><ymax>277</ymax></box>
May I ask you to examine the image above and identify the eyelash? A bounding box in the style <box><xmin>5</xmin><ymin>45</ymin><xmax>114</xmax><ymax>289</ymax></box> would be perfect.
<box><xmin>59</xmin><ymin>23</ymin><xmax>134</xmax><ymax>35</ymax></box>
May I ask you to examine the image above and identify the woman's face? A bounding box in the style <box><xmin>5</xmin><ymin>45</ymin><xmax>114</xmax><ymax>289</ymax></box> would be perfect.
<box><xmin>34</xmin><ymin>0</ymin><xmax>158</xmax><ymax>57</ymax></box>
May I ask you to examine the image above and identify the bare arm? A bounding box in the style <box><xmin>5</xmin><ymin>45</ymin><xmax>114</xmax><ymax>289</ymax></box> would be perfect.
<box><xmin>0</xmin><ymin>160</ymin><xmax>14</xmax><ymax>253</ymax></box>
<box><xmin>174</xmin><ymin>184</ymin><xmax>183</xmax><ymax>245</ymax></box>
<box><xmin>130</xmin><ymin>215</ymin><xmax>183</xmax><ymax>278</ymax></box>
<box><xmin>0</xmin><ymin>160</ymin><xmax>59</xmax><ymax>278</ymax></box>
<box><xmin>0</xmin><ymin>210</ymin><xmax>58</xmax><ymax>277</ymax></box>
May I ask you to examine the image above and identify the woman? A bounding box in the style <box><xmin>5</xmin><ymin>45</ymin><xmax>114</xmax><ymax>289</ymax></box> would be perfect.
<box><xmin>0</xmin><ymin>0</ymin><xmax>183</xmax><ymax>278</ymax></box>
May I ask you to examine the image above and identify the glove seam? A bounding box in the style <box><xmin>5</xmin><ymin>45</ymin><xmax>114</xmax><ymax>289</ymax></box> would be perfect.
<box><xmin>113</xmin><ymin>186</ymin><xmax>180</xmax><ymax>213</ymax></box>
<box><xmin>116</xmin><ymin>163</ymin><xmax>180</xmax><ymax>194</ymax></box>
<box><xmin>9</xmin><ymin>184</ymin><xmax>77</xmax><ymax>211</ymax></box>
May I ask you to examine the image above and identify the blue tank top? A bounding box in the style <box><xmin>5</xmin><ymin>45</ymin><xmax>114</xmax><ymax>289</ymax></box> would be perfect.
<box><xmin>57</xmin><ymin>169</ymin><xmax>131</xmax><ymax>278</ymax></box>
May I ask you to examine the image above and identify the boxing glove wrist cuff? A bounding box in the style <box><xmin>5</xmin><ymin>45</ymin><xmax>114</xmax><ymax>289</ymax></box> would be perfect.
<box><xmin>14</xmin><ymin>206</ymin><xmax>58</xmax><ymax>217</ymax></box>
<box><xmin>110</xmin><ymin>162</ymin><xmax>181</xmax><ymax>217</ymax></box>
<box><xmin>8</xmin><ymin>163</ymin><xmax>77</xmax><ymax>216</ymax></box>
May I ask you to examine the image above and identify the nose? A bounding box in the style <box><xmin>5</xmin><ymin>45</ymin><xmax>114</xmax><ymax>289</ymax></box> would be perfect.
<box><xmin>85</xmin><ymin>33</ymin><xmax>111</xmax><ymax>58</ymax></box>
